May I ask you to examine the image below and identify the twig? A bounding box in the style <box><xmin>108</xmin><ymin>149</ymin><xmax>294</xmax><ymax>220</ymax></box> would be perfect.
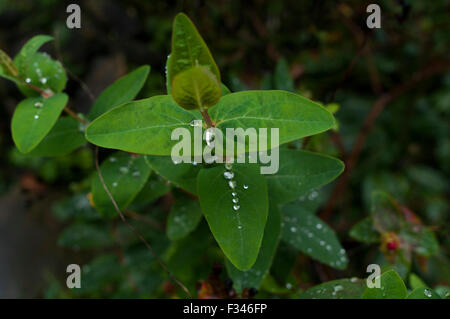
<box><xmin>94</xmin><ymin>147</ymin><xmax>192</xmax><ymax>298</ymax></box>
<box><xmin>201</xmin><ymin>109</ymin><xmax>214</xmax><ymax>128</ymax></box>
<box><xmin>63</xmin><ymin>106</ymin><xmax>88</xmax><ymax>125</ymax></box>
<box><xmin>320</xmin><ymin>59</ymin><xmax>450</xmax><ymax>220</ymax></box>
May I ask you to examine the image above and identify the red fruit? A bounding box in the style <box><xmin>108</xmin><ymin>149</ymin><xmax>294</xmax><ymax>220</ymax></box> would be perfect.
<box><xmin>387</xmin><ymin>241</ymin><xmax>398</xmax><ymax>251</ymax></box>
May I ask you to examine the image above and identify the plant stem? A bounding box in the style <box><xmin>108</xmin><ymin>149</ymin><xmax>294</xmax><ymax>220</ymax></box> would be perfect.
<box><xmin>63</xmin><ymin>106</ymin><xmax>88</xmax><ymax>125</ymax></box>
<box><xmin>200</xmin><ymin>109</ymin><xmax>214</xmax><ymax>128</ymax></box>
<box><xmin>22</xmin><ymin>79</ymin><xmax>88</xmax><ymax>125</ymax></box>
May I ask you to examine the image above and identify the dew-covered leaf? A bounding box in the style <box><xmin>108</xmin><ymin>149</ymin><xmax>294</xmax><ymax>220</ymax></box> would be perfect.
<box><xmin>17</xmin><ymin>52</ymin><xmax>67</xmax><ymax>97</ymax></box>
<box><xmin>298</xmin><ymin>278</ymin><xmax>365</xmax><ymax>299</ymax></box>
<box><xmin>91</xmin><ymin>152</ymin><xmax>152</xmax><ymax>218</ymax></box>
<box><xmin>266</xmin><ymin>149</ymin><xmax>344</xmax><ymax>204</ymax></box>
<box><xmin>145</xmin><ymin>155</ymin><xmax>201</xmax><ymax>195</ymax></box>
<box><xmin>281</xmin><ymin>203</ymin><xmax>348</xmax><ymax>270</ymax></box>
<box><xmin>209</xmin><ymin>90</ymin><xmax>335</xmax><ymax>153</ymax></box>
<box><xmin>226</xmin><ymin>202</ymin><xmax>281</xmax><ymax>292</ymax></box>
<box><xmin>14</xmin><ymin>35</ymin><xmax>53</xmax><ymax>75</ymax></box>
<box><xmin>88</xmin><ymin>65</ymin><xmax>150</xmax><ymax>120</ymax></box>
<box><xmin>11</xmin><ymin>93</ymin><xmax>68</xmax><ymax>153</ymax></box>
<box><xmin>197</xmin><ymin>163</ymin><xmax>268</xmax><ymax>270</ymax></box>
<box><xmin>362</xmin><ymin>270</ymin><xmax>407</xmax><ymax>299</ymax></box>
<box><xmin>349</xmin><ymin>217</ymin><xmax>380</xmax><ymax>244</ymax></box>
<box><xmin>85</xmin><ymin>95</ymin><xmax>201</xmax><ymax>155</ymax></box>
<box><xmin>406</xmin><ymin>287</ymin><xmax>441</xmax><ymax>299</ymax></box>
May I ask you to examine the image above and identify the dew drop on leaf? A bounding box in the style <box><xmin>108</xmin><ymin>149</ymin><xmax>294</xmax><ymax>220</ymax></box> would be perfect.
<box><xmin>224</xmin><ymin>171</ymin><xmax>234</xmax><ymax>180</ymax></box>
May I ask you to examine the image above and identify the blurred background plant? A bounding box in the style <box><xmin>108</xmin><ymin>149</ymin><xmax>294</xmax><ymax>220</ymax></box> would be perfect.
<box><xmin>0</xmin><ymin>0</ymin><xmax>448</xmax><ymax>298</ymax></box>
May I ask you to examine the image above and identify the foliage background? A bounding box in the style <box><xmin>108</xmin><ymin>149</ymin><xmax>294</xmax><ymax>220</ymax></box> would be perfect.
<box><xmin>0</xmin><ymin>0</ymin><xmax>448</xmax><ymax>298</ymax></box>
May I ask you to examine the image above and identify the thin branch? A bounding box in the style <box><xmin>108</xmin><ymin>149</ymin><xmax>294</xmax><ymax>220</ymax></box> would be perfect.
<box><xmin>201</xmin><ymin>109</ymin><xmax>214</xmax><ymax>128</ymax></box>
<box><xmin>63</xmin><ymin>106</ymin><xmax>88</xmax><ymax>125</ymax></box>
<box><xmin>94</xmin><ymin>147</ymin><xmax>192</xmax><ymax>298</ymax></box>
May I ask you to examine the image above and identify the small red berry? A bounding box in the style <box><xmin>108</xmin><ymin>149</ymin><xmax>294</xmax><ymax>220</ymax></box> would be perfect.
<box><xmin>387</xmin><ymin>241</ymin><xmax>398</xmax><ymax>251</ymax></box>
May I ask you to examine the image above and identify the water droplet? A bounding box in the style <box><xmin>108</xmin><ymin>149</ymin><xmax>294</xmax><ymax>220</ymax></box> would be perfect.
<box><xmin>112</xmin><ymin>182</ymin><xmax>118</xmax><ymax>187</ymax></box>
<box><xmin>320</xmin><ymin>241</ymin><xmax>325</xmax><ymax>246</ymax></box>
<box><xmin>290</xmin><ymin>227</ymin><xmax>297</xmax><ymax>233</ymax></box>
<box><xmin>350</xmin><ymin>277</ymin><xmax>358</xmax><ymax>283</ymax></box>
<box><xmin>205</xmin><ymin>129</ymin><xmax>215</xmax><ymax>148</ymax></box>
<box><xmin>132</xmin><ymin>170</ymin><xmax>140</xmax><ymax>177</ymax></box>
<box><xmin>109</xmin><ymin>157</ymin><xmax>117</xmax><ymax>162</ymax></box>
<box><xmin>25</xmin><ymin>78</ymin><xmax>31</xmax><ymax>83</ymax></box>
<box><xmin>225</xmin><ymin>163</ymin><xmax>232</xmax><ymax>170</ymax></box>
<box><xmin>34</xmin><ymin>115</ymin><xmax>39</xmax><ymax>119</ymax></box>
<box><xmin>232</xmin><ymin>198</ymin><xmax>239</xmax><ymax>204</ymax></box>
<box><xmin>340</xmin><ymin>249</ymin><xmax>345</xmax><ymax>254</ymax></box>
<box><xmin>119</xmin><ymin>166</ymin><xmax>129</xmax><ymax>174</ymax></box>
<box><xmin>233</xmin><ymin>205</ymin><xmax>240</xmax><ymax>211</ymax></box>
<box><xmin>326</xmin><ymin>245</ymin><xmax>332</xmax><ymax>251</ymax></box>
<box><xmin>224</xmin><ymin>171</ymin><xmax>234</xmax><ymax>180</ymax></box>
<box><xmin>34</xmin><ymin>101</ymin><xmax>43</xmax><ymax>108</ymax></box>
<box><xmin>316</xmin><ymin>223</ymin><xmax>323</xmax><ymax>230</ymax></box>
<box><xmin>237</xmin><ymin>225</ymin><xmax>243</xmax><ymax>230</ymax></box>
<box><xmin>189</xmin><ymin>119</ymin><xmax>202</xmax><ymax>127</ymax></box>
<box><xmin>308</xmin><ymin>191</ymin><xmax>318</xmax><ymax>200</ymax></box>
<box><xmin>228</xmin><ymin>180</ymin><xmax>236</xmax><ymax>189</ymax></box>
<box><xmin>243</xmin><ymin>184</ymin><xmax>249</xmax><ymax>190</ymax></box>
<box><xmin>40</xmin><ymin>77</ymin><xmax>47</xmax><ymax>84</ymax></box>
<box><xmin>307</xmin><ymin>248</ymin><xmax>312</xmax><ymax>253</ymax></box>
<box><xmin>192</xmin><ymin>161</ymin><xmax>197</xmax><ymax>166</ymax></box>
<box><xmin>231</xmin><ymin>192</ymin><xmax>237</xmax><ymax>197</ymax></box>
<box><xmin>286</xmin><ymin>283</ymin><xmax>292</xmax><ymax>289</ymax></box>
<box><xmin>333</xmin><ymin>285</ymin><xmax>343</xmax><ymax>293</ymax></box>
<box><xmin>424</xmin><ymin>289</ymin><xmax>432</xmax><ymax>298</ymax></box>
<box><xmin>307</xmin><ymin>233</ymin><xmax>313</xmax><ymax>238</ymax></box>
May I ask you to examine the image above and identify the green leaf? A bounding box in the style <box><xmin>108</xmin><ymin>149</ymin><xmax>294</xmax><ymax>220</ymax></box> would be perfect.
<box><xmin>27</xmin><ymin>117</ymin><xmax>85</xmax><ymax>156</ymax></box>
<box><xmin>281</xmin><ymin>203</ymin><xmax>348</xmax><ymax>269</ymax></box>
<box><xmin>85</xmin><ymin>95</ymin><xmax>201</xmax><ymax>155</ymax></box>
<box><xmin>91</xmin><ymin>152</ymin><xmax>152</xmax><ymax>218</ymax></box>
<box><xmin>266</xmin><ymin>149</ymin><xmax>344</xmax><ymax>204</ymax></box>
<box><xmin>226</xmin><ymin>202</ymin><xmax>281</xmax><ymax>292</ymax></box>
<box><xmin>409</xmin><ymin>273</ymin><xmax>427</xmax><ymax>290</ymax></box>
<box><xmin>88</xmin><ymin>65</ymin><xmax>150</xmax><ymax>120</ymax></box>
<box><xmin>209</xmin><ymin>90</ymin><xmax>335</xmax><ymax>153</ymax></box>
<box><xmin>400</xmin><ymin>227</ymin><xmax>439</xmax><ymax>257</ymax></box>
<box><xmin>298</xmin><ymin>278</ymin><xmax>365</xmax><ymax>299</ymax></box>
<box><xmin>197</xmin><ymin>163</ymin><xmax>268</xmax><ymax>270</ymax></box>
<box><xmin>349</xmin><ymin>217</ymin><xmax>380</xmax><ymax>244</ymax></box>
<box><xmin>58</xmin><ymin>222</ymin><xmax>113</xmax><ymax>249</ymax></box>
<box><xmin>14</xmin><ymin>35</ymin><xmax>53</xmax><ymax>75</ymax></box>
<box><xmin>131</xmin><ymin>178</ymin><xmax>170</xmax><ymax>206</ymax></box>
<box><xmin>146</xmin><ymin>155</ymin><xmax>200</xmax><ymax>195</ymax></box>
<box><xmin>17</xmin><ymin>52</ymin><xmax>67</xmax><ymax>97</ymax></box>
<box><xmin>370</xmin><ymin>191</ymin><xmax>403</xmax><ymax>233</ymax></box>
<box><xmin>171</xmin><ymin>65</ymin><xmax>221</xmax><ymax>110</ymax></box>
<box><xmin>362</xmin><ymin>270</ymin><xmax>408</xmax><ymax>299</ymax></box>
<box><xmin>52</xmin><ymin>193</ymin><xmax>101</xmax><ymax>222</ymax></box>
<box><xmin>169</xmin><ymin>13</ymin><xmax>220</xmax><ymax>89</ymax></box>
<box><xmin>11</xmin><ymin>93</ymin><xmax>68</xmax><ymax>153</ymax></box>
<box><xmin>406</xmin><ymin>287</ymin><xmax>441</xmax><ymax>299</ymax></box>
<box><xmin>167</xmin><ymin>193</ymin><xmax>202</xmax><ymax>241</ymax></box>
